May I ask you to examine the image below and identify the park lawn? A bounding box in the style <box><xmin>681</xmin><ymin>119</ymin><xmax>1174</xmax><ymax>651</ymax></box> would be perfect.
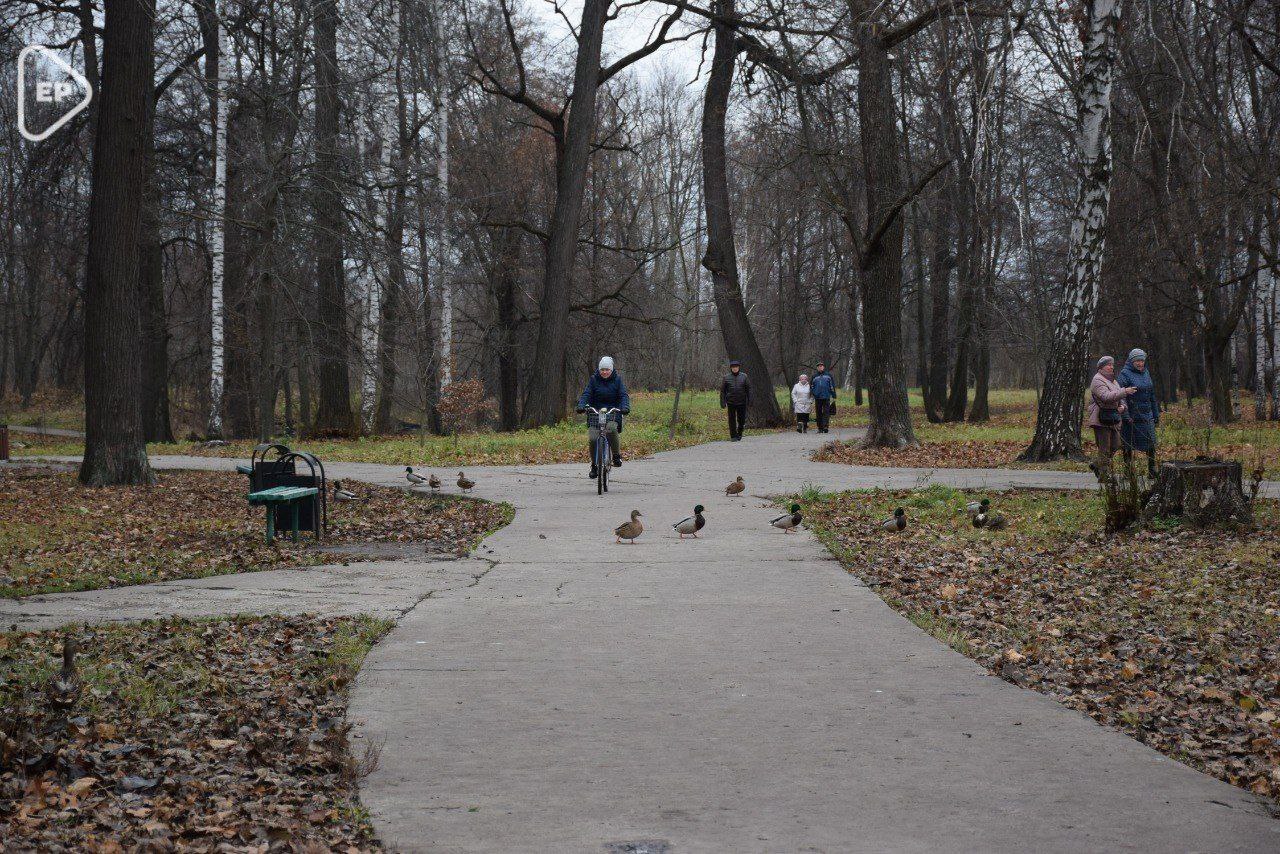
<box><xmin>10</xmin><ymin>386</ymin><xmax>1277</xmax><ymax>473</ymax></box>
<box><xmin>1</xmin><ymin>614</ymin><xmax>388</xmax><ymax>849</ymax></box>
<box><xmin>799</xmin><ymin>485</ymin><xmax>1280</xmax><ymax>803</ymax></box>
<box><xmin>9</xmin><ymin>387</ymin><xmax>831</xmax><ymax>465</ymax></box>
<box><xmin>0</xmin><ymin>467</ymin><xmax>512</xmax><ymax>598</ymax></box>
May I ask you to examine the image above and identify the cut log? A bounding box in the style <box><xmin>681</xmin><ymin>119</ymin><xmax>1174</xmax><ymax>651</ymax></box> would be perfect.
<box><xmin>1140</xmin><ymin>459</ymin><xmax>1253</xmax><ymax>528</ymax></box>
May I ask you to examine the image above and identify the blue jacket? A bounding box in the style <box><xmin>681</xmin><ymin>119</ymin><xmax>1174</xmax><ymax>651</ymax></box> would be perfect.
<box><xmin>1119</xmin><ymin>359</ymin><xmax>1159</xmax><ymax>424</ymax></box>
<box><xmin>577</xmin><ymin>370</ymin><xmax>631</xmax><ymax>429</ymax></box>
<box><xmin>811</xmin><ymin>371</ymin><xmax>836</xmax><ymax>401</ymax></box>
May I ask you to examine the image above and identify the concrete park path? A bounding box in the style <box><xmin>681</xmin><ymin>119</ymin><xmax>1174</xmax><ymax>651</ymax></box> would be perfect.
<box><xmin>5</xmin><ymin>433</ymin><xmax>1278</xmax><ymax>851</ymax></box>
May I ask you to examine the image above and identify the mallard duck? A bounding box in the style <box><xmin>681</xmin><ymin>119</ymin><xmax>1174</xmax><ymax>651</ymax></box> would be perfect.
<box><xmin>725</xmin><ymin>476</ymin><xmax>746</xmax><ymax>497</ymax></box>
<box><xmin>615</xmin><ymin>510</ymin><xmax>644</xmax><ymax>544</ymax></box>
<box><xmin>880</xmin><ymin>507</ymin><xmax>907</xmax><ymax>532</ymax></box>
<box><xmin>332</xmin><ymin>480</ymin><xmax>361</xmax><ymax>502</ymax></box>
<box><xmin>405</xmin><ymin>466</ymin><xmax>429</xmax><ymax>487</ymax></box>
<box><xmin>428</xmin><ymin>473</ymin><xmax>442</xmax><ymax>492</ymax></box>
<box><xmin>964</xmin><ymin>498</ymin><xmax>989</xmax><ymax>517</ymax></box>
<box><xmin>771</xmin><ymin>503</ymin><xmax>803</xmax><ymax>533</ymax></box>
<box><xmin>457</xmin><ymin>472</ymin><xmax>475</xmax><ymax>493</ymax></box>
<box><xmin>46</xmin><ymin>637</ymin><xmax>82</xmax><ymax>711</ymax></box>
<box><xmin>973</xmin><ymin>511</ymin><xmax>1007</xmax><ymax>530</ymax></box>
<box><xmin>673</xmin><ymin>505</ymin><xmax>706</xmax><ymax>539</ymax></box>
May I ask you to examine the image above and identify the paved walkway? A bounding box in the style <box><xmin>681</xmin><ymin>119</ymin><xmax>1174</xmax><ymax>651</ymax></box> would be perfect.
<box><xmin>5</xmin><ymin>435</ymin><xmax>1278</xmax><ymax>851</ymax></box>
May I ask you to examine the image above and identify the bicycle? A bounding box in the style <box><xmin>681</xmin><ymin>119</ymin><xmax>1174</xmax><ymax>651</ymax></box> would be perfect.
<box><xmin>583</xmin><ymin>406</ymin><xmax>622</xmax><ymax>495</ymax></box>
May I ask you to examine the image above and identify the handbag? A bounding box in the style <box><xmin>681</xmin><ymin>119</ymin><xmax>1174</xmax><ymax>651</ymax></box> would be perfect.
<box><xmin>1099</xmin><ymin>407</ymin><xmax>1120</xmax><ymax>426</ymax></box>
<box><xmin>829</xmin><ymin>402</ymin><xmax>837</xmax><ymax>415</ymax></box>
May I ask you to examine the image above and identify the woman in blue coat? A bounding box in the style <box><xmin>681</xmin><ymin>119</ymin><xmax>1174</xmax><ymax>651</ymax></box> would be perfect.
<box><xmin>1119</xmin><ymin>348</ymin><xmax>1160</xmax><ymax>477</ymax></box>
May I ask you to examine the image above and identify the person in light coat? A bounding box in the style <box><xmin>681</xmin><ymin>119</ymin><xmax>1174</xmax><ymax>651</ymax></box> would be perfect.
<box><xmin>791</xmin><ymin>374</ymin><xmax>814</xmax><ymax>433</ymax></box>
<box><xmin>1086</xmin><ymin>355</ymin><xmax>1136</xmax><ymax>476</ymax></box>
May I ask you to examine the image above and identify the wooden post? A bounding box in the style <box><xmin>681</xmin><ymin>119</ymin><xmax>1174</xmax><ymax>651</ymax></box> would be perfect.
<box><xmin>0</xmin><ymin>425</ymin><xmax>9</xmax><ymax>462</ymax></box>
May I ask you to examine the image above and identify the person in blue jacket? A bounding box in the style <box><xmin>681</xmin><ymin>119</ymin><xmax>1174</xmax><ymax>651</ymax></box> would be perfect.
<box><xmin>576</xmin><ymin>356</ymin><xmax>631</xmax><ymax>478</ymax></box>
<box><xmin>810</xmin><ymin>360</ymin><xmax>837</xmax><ymax>433</ymax></box>
<box><xmin>1119</xmin><ymin>348</ymin><xmax>1160</xmax><ymax>477</ymax></box>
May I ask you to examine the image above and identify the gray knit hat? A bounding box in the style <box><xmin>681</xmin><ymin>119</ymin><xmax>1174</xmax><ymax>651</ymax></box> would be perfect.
<box><xmin>1128</xmin><ymin>348</ymin><xmax>1147</xmax><ymax>362</ymax></box>
<box><xmin>1097</xmin><ymin>356</ymin><xmax>1114</xmax><ymax>369</ymax></box>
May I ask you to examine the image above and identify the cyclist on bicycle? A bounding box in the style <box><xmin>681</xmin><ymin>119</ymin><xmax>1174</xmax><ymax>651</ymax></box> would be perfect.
<box><xmin>576</xmin><ymin>356</ymin><xmax>631</xmax><ymax>479</ymax></box>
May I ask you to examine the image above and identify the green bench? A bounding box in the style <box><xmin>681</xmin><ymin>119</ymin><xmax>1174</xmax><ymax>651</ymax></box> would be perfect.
<box><xmin>246</xmin><ymin>486</ymin><xmax>319</xmax><ymax>544</ymax></box>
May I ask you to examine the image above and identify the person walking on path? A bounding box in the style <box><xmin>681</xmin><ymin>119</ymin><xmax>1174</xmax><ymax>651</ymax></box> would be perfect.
<box><xmin>791</xmin><ymin>374</ymin><xmax>814</xmax><ymax>433</ymax></box>
<box><xmin>1086</xmin><ymin>355</ymin><xmax>1136</xmax><ymax>477</ymax></box>
<box><xmin>1119</xmin><ymin>348</ymin><xmax>1160</xmax><ymax>477</ymax></box>
<box><xmin>576</xmin><ymin>356</ymin><xmax>631</xmax><ymax>479</ymax></box>
<box><xmin>720</xmin><ymin>359</ymin><xmax>751</xmax><ymax>441</ymax></box>
<box><xmin>810</xmin><ymin>361</ymin><xmax>836</xmax><ymax>433</ymax></box>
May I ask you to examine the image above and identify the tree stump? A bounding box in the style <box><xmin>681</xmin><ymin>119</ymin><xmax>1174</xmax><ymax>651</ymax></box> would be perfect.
<box><xmin>1141</xmin><ymin>459</ymin><xmax>1253</xmax><ymax>528</ymax></box>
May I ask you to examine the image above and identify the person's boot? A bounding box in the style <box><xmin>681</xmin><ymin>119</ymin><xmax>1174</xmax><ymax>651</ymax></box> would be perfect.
<box><xmin>613</xmin><ymin>455</ymin><xmax>622</xmax><ymax>468</ymax></box>
<box><xmin>589</xmin><ymin>465</ymin><xmax>598</xmax><ymax>479</ymax></box>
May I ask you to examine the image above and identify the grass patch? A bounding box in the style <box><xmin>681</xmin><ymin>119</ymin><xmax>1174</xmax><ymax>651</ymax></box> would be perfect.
<box><xmin>799</xmin><ymin>486</ymin><xmax>1280</xmax><ymax>803</ymax></box>
<box><xmin>1</xmin><ymin>467</ymin><xmax>511</xmax><ymax>598</ymax></box>
<box><xmin>0</xmin><ymin>614</ymin><xmax>391</xmax><ymax>848</ymax></box>
<box><xmin>8</xmin><ymin>388</ymin><xmax>872</xmax><ymax>465</ymax></box>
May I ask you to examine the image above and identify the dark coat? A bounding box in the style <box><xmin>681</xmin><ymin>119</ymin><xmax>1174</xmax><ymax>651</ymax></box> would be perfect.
<box><xmin>810</xmin><ymin>371</ymin><xmax>836</xmax><ymax>401</ymax></box>
<box><xmin>1119</xmin><ymin>358</ymin><xmax>1158</xmax><ymax>452</ymax></box>
<box><xmin>720</xmin><ymin>371</ymin><xmax>751</xmax><ymax>407</ymax></box>
<box><xmin>577</xmin><ymin>371</ymin><xmax>631</xmax><ymax>431</ymax></box>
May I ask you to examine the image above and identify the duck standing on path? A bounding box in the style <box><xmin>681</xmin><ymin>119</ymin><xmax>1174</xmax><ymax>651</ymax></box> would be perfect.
<box><xmin>725</xmin><ymin>476</ymin><xmax>746</xmax><ymax>497</ymax></box>
<box><xmin>973</xmin><ymin>510</ymin><xmax>1007</xmax><ymax>530</ymax></box>
<box><xmin>332</xmin><ymin>480</ymin><xmax>362</xmax><ymax>502</ymax></box>
<box><xmin>771</xmin><ymin>503</ymin><xmax>803</xmax><ymax>533</ymax></box>
<box><xmin>615</xmin><ymin>510</ymin><xmax>644</xmax><ymax>544</ymax></box>
<box><xmin>880</xmin><ymin>507</ymin><xmax>907</xmax><ymax>532</ymax></box>
<box><xmin>673</xmin><ymin>505</ymin><xmax>706</xmax><ymax>539</ymax></box>
<box><xmin>406</xmin><ymin>467</ymin><xmax>429</xmax><ymax>487</ymax></box>
<box><xmin>428</xmin><ymin>473</ymin><xmax>441</xmax><ymax>492</ymax></box>
<box><xmin>457</xmin><ymin>472</ymin><xmax>475</xmax><ymax>493</ymax></box>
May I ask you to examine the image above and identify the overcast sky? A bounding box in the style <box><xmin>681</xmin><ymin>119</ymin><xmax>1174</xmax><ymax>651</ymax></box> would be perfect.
<box><xmin>524</xmin><ymin>0</ymin><xmax>708</xmax><ymax>84</ymax></box>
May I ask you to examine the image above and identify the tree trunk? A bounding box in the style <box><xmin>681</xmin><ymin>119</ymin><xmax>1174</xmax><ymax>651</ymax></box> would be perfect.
<box><xmin>521</xmin><ymin>0</ymin><xmax>609</xmax><ymax>428</ymax></box>
<box><xmin>494</xmin><ymin>231</ymin><xmax>521</xmax><ymax>431</ymax></box>
<box><xmin>434</xmin><ymin>12</ymin><xmax>454</xmax><ymax>390</ymax></box>
<box><xmin>700</xmin><ymin>1</ymin><xmax>784</xmax><ymax>428</ymax></box>
<box><xmin>138</xmin><ymin>81</ymin><xmax>172</xmax><ymax>443</ymax></box>
<box><xmin>80</xmin><ymin>0</ymin><xmax>155</xmax><ymax>486</ymax></box>
<box><xmin>857</xmin><ymin>27</ymin><xmax>915</xmax><ymax>447</ymax></box>
<box><xmin>944</xmin><ymin>190</ymin><xmax>974</xmax><ymax>422</ymax></box>
<box><xmin>1020</xmin><ymin>0</ymin><xmax>1122</xmax><ymax>462</ymax></box>
<box><xmin>310</xmin><ymin>0</ymin><xmax>354</xmax><ymax>435</ymax></box>
<box><xmin>203</xmin><ymin>0</ymin><xmax>226</xmax><ymax>438</ymax></box>
<box><xmin>923</xmin><ymin>182</ymin><xmax>951</xmax><ymax>423</ymax></box>
<box><xmin>375</xmin><ymin>115</ymin><xmax>406</xmax><ymax>435</ymax></box>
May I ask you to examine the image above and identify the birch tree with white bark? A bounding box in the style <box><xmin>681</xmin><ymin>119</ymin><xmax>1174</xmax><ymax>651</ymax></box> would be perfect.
<box><xmin>207</xmin><ymin>8</ymin><xmax>228</xmax><ymax>438</ymax></box>
<box><xmin>1019</xmin><ymin>0</ymin><xmax>1122</xmax><ymax>462</ymax></box>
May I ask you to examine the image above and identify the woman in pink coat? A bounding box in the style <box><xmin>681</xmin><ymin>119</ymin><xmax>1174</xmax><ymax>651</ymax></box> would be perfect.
<box><xmin>1086</xmin><ymin>356</ymin><xmax>1136</xmax><ymax>474</ymax></box>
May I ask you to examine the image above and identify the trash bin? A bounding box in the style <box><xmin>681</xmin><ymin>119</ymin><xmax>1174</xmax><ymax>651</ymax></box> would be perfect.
<box><xmin>257</xmin><ymin>451</ymin><xmax>327</xmax><ymax>540</ymax></box>
<box><xmin>241</xmin><ymin>443</ymin><xmax>294</xmax><ymax>491</ymax></box>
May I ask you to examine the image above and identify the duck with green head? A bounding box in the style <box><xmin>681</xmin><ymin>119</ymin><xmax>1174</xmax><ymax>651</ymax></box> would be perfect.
<box><xmin>771</xmin><ymin>503</ymin><xmax>803</xmax><ymax>533</ymax></box>
<box><xmin>673</xmin><ymin>505</ymin><xmax>706</xmax><ymax>539</ymax></box>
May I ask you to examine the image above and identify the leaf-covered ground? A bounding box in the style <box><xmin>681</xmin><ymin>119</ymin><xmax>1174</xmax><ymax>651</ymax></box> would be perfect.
<box><xmin>814</xmin><ymin>391</ymin><xmax>1280</xmax><ymax>472</ymax></box>
<box><xmin>0</xmin><ymin>615</ymin><xmax>390</xmax><ymax>850</ymax></box>
<box><xmin>1</xmin><ymin>467</ymin><xmax>512</xmax><ymax>598</ymax></box>
<box><xmin>802</xmin><ymin>486</ymin><xmax>1280</xmax><ymax>803</ymax></box>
